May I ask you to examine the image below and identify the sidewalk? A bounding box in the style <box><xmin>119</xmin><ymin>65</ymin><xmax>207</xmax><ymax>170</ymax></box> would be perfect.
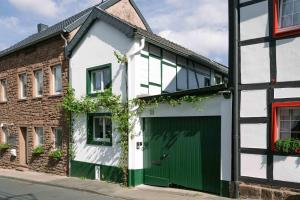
<box><xmin>0</xmin><ymin>169</ymin><xmax>231</xmax><ymax>200</ymax></box>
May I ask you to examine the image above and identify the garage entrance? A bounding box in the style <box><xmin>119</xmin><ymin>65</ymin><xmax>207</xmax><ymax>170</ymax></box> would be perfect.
<box><xmin>143</xmin><ymin>116</ymin><xmax>221</xmax><ymax>194</ymax></box>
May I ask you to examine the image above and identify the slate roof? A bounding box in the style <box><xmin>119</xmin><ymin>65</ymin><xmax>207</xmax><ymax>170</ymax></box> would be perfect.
<box><xmin>0</xmin><ymin>0</ymin><xmax>152</xmax><ymax>58</ymax></box>
<box><xmin>66</xmin><ymin>7</ymin><xmax>228</xmax><ymax>74</ymax></box>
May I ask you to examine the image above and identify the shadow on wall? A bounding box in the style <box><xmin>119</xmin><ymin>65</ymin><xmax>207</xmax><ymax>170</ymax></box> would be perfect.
<box><xmin>72</xmin><ymin>114</ymin><xmax>120</xmax><ymax>166</ymax></box>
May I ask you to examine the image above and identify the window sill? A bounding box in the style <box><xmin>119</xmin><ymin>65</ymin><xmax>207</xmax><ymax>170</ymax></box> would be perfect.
<box><xmin>48</xmin><ymin>94</ymin><xmax>63</xmax><ymax>98</ymax></box>
<box><xmin>32</xmin><ymin>96</ymin><xmax>43</xmax><ymax>100</ymax></box>
<box><xmin>17</xmin><ymin>98</ymin><xmax>28</xmax><ymax>102</ymax></box>
<box><xmin>87</xmin><ymin>140</ymin><xmax>112</xmax><ymax>146</ymax></box>
<box><xmin>273</xmin><ymin>26</ymin><xmax>300</xmax><ymax>38</ymax></box>
<box><xmin>0</xmin><ymin>101</ymin><xmax>7</xmax><ymax>104</ymax></box>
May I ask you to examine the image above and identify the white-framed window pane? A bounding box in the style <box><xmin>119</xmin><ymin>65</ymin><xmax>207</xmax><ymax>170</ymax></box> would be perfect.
<box><xmin>35</xmin><ymin>70</ymin><xmax>43</xmax><ymax>96</ymax></box>
<box><xmin>54</xmin><ymin>128</ymin><xmax>62</xmax><ymax>149</ymax></box>
<box><xmin>92</xmin><ymin>70</ymin><xmax>102</xmax><ymax>92</ymax></box>
<box><xmin>19</xmin><ymin>74</ymin><xmax>27</xmax><ymax>98</ymax></box>
<box><xmin>93</xmin><ymin>116</ymin><xmax>111</xmax><ymax>142</ymax></box>
<box><xmin>35</xmin><ymin>127</ymin><xmax>44</xmax><ymax>146</ymax></box>
<box><xmin>278</xmin><ymin>107</ymin><xmax>300</xmax><ymax>140</ymax></box>
<box><xmin>2</xmin><ymin>127</ymin><xmax>8</xmax><ymax>144</ymax></box>
<box><xmin>53</xmin><ymin>65</ymin><xmax>62</xmax><ymax>94</ymax></box>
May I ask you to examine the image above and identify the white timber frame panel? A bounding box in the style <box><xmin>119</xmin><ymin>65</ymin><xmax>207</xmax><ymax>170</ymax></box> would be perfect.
<box><xmin>240</xmin><ymin>123</ymin><xmax>268</xmax><ymax>149</ymax></box>
<box><xmin>240</xmin><ymin>90</ymin><xmax>267</xmax><ymax>118</ymax></box>
<box><xmin>241</xmin><ymin>153</ymin><xmax>267</xmax><ymax>179</ymax></box>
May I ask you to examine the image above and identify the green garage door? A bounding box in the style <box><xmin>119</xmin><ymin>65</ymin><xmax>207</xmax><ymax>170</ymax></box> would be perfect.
<box><xmin>143</xmin><ymin>117</ymin><xmax>221</xmax><ymax>194</ymax></box>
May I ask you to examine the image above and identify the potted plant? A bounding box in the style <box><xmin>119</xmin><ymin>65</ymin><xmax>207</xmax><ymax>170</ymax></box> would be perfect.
<box><xmin>275</xmin><ymin>139</ymin><xmax>300</xmax><ymax>154</ymax></box>
<box><xmin>32</xmin><ymin>146</ymin><xmax>45</xmax><ymax>156</ymax></box>
<box><xmin>0</xmin><ymin>143</ymin><xmax>10</xmax><ymax>152</ymax></box>
<box><xmin>49</xmin><ymin>149</ymin><xmax>63</xmax><ymax>161</ymax></box>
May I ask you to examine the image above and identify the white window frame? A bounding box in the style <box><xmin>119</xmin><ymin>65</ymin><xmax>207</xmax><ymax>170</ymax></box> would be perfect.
<box><xmin>279</xmin><ymin>0</ymin><xmax>300</xmax><ymax>28</ymax></box>
<box><xmin>35</xmin><ymin>127</ymin><xmax>44</xmax><ymax>146</ymax></box>
<box><xmin>52</xmin><ymin>65</ymin><xmax>62</xmax><ymax>95</ymax></box>
<box><xmin>34</xmin><ymin>70</ymin><xmax>43</xmax><ymax>97</ymax></box>
<box><xmin>277</xmin><ymin>107</ymin><xmax>300</xmax><ymax>140</ymax></box>
<box><xmin>0</xmin><ymin>79</ymin><xmax>7</xmax><ymax>102</ymax></box>
<box><xmin>53</xmin><ymin>127</ymin><xmax>62</xmax><ymax>149</ymax></box>
<box><xmin>19</xmin><ymin>73</ymin><xmax>27</xmax><ymax>99</ymax></box>
<box><xmin>93</xmin><ymin>116</ymin><xmax>111</xmax><ymax>143</ymax></box>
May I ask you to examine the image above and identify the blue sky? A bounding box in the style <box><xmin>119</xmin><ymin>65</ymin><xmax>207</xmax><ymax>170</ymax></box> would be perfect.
<box><xmin>0</xmin><ymin>0</ymin><xmax>228</xmax><ymax>65</ymax></box>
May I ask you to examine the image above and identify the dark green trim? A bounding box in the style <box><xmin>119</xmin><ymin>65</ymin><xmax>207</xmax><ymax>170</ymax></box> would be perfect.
<box><xmin>140</xmin><ymin>84</ymin><xmax>149</xmax><ymax>88</ymax></box>
<box><xmin>162</xmin><ymin>60</ymin><xmax>176</xmax><ymax>68</ymax></box>
<box><xmin>87</xmin><ymin>113</ymin><xmax>112</xmax><ymax>146</ymax></box>
<box><xmin>70</xmin><ymin>160</ymin><xmax>123</xmax><ymax>183</ymax></box>
<box><xmin>86</xmin><ymin>63</ymin><xmax>112</xmax><ymax>96</ymax></box>
<box><xmin>128</xmin><ymin>169</ymin><xmax>144</xmax><ymax>187</ymax></box>
<box><xmin>149</xmin><ymin>82</ymin><xmax>161</xmax><ymax>87</ymax></box>
<box><xmin>220</xmin><ymin>180</ymin><xmax>230</xmax><ymax>197</ymax></box>
<box><xmin>140</xmin><ymin>54</ymin><xmax>149</xmax><ymax>59</ymax></box>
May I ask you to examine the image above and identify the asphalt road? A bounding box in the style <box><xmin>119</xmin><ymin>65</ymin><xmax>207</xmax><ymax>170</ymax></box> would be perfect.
<box><xmin>0</xmin><ymin>177</ymin><xmax>122</xmax><ymax>200</ymax></box>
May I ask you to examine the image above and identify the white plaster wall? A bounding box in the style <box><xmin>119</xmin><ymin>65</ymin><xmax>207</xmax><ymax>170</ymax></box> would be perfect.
<box><xmin>240</xmin><ymin>123</ymin><xmax>267</xmax><ymax>149</ymax></box>
<box><xmin>129</xmin><ymin>95</ymin><xmax>233</xmax><ymax>182</ymax></box>
<box><xmin>274</xmin><ymin>87</ymin><xmax>300</xmax><ymax>99</ymax></box>
<box><xmin>240</xmin><ymin>90</ymin><xmax>267</xmax><ymax>117</ymax></box>
<box><xmin>241</xmin><ymin>43</ymin><xmax>270</xmax><ymax>84</ymax></box>
<box><xmin>70</xmin><ymin>20</ymin><xmax>135</xmax><ymax>165</ymax></box>
<box><xmin>241</xmin><ymin>153</ymin><xmax>267</xmax><ymax>179</ymax></box>
<box><xmin>240</xmin><ymin>1</ymin><xmax>269</xmax><ymax>41</ymax></box>
<box><xmin>276</xmin><ymin>37</ymin><xmax>300</xmax><ymax>82</ymax></box>
<box><xmin>273</xmin><ymin>156</ymin><xmax>300</xmax><ymax>183</ymax></box>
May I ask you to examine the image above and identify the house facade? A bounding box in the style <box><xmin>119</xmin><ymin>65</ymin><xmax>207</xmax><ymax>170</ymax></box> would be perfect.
<box><xmin>229</xmin><ymin>0</ymin><xmax>300</xmax><ymax>198</ymax></box>
<box><xmin>66</xmin><ymin>7</ymin><xmax>231</xmax><ymax>197</ymax></box>
<box><xmin>0</xmin><ymin>0</ymin><xmax>151</xmax><ymax>175</ymax></box>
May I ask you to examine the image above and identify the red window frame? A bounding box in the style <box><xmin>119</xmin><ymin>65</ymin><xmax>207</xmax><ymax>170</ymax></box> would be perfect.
<box><xmin>272</xmin><ymin>101</ymin><xmax>300</xmax><ymax>150</ymax></box>
<box><xmin>273</xmin><ymin>0</ymin><xmax>300</xmax><ymax>38</ymax></box>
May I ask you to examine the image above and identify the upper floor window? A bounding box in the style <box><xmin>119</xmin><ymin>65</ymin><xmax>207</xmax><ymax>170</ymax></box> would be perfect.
<box><xmin>0</xmin><ymin>79</ymin><xmax>7</xmax><ymax>102</ymax></box>
<box><xmin>274</xmin><ymin>0</ymin><xmax>300</xmax><ymax>37</ymax></box>
<box><xmin>52</xmin><ymin>65</ymin><xmax>62</xmax><ymax>95</ymax></box>
<box><xmin>87</xmin><ymin>64</ymin><xmax>111</xmax><ymax>95</ymax></box>
<box><xmin>19</xmin><ymin>73</ymin><xmax>27</xmax><ymax>99</ymax></box>
<box><xmin>34</xmin><ymin>70</ymin><xmax>43</xmax><ymax>97</ymax></box>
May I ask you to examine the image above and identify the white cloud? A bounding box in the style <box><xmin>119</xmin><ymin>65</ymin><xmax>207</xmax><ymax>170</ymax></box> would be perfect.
<box><xmin>8</xmin><ymin>0</ymin><xmax>60</xmax><ymax>18</ymax></box>
<box><xmin>0</xmin><ymin>16</ymin><xmax>20</xmax><ymax>29</ymax></box>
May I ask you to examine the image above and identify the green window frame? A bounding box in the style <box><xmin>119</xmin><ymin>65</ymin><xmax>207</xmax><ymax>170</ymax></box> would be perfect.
<box><xmin>86</xmin><ymin>64</ymin><xmax>112</xmax><ymax>96</ymax></box>
<box><xmin>87</xmin><ymin>113</ymin><xmax>112</xmax><ymax>146</ymax></box>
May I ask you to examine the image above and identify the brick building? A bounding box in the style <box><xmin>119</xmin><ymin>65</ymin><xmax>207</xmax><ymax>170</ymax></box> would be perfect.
<box><xmin>0</xmin><ymin>0</ymin><xmax>151</xmax><ymax>175</ymax></box>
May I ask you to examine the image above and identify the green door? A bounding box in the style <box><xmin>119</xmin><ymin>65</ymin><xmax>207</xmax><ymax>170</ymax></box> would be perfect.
<box><xmin>143</xmin><ymin>117</ymin><xmax>221</xmax><ymax>194</ymax></box>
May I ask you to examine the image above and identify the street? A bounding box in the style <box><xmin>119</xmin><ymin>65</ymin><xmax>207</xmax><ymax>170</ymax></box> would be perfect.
<box><xmin>0</xmin><ymin>177</ymin><xmax>121</xmax><ymax>200</ymax></box>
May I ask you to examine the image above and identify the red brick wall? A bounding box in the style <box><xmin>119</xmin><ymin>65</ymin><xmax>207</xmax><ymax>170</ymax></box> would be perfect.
<box><xmin>0</xmin><ymin>35</ymin><xmax>69</xmax><ymax>175</ymax></box>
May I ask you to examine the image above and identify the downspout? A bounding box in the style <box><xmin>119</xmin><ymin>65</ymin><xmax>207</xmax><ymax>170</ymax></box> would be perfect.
<box><xmin>61</xmin><ymin>32</ymin><xmax>72</xmax><ymax>177</ymax></box>
<box><xmin>228</xmin><ymin>0</ymin><xmax>240</xmax><ymax>198</ymax></box>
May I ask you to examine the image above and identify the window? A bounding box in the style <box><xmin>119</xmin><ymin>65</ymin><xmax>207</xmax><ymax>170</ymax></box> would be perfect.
<box><xmin>34</xmin><ymin>70</ymin><xmax>43</xmax><ymax>97</ymax></box>
<box><xmin>204</xmin><ymin>77</ymin><xmax>211</xmax><ymax>87</ymax></box>
<box><xmin>1</xmin><ymin>127</ymin><xmax>8</xmax><ymax>144</ymax></box>
<box><xmin>274</xmin><ymin>0</ymin><xmax>300</xmax><ymax>37</ymax></box>
<box><xmin>35</xmin><ymin>127</ymin><xmax>44</xmax><ymax>146</ymax></box>
<box><xmin>52</xmin><ymin>65</ymin><xmax>62</xmax><ymax>94</ymax></box>
<box><xmin>215</xmin><ymin>74</ymin><xmax>222</xmax><ymax>85</ymax></box>
<box><xmin>87</xmin><ymin>64</ymin><xmax>111</xmax><ymax>95</ymax></box>
<box><xmin>53</xmin><ymin>128</ymin><xmax>62</xmax><ymax>149</ymax></box>
<box><xmin>0</xmin><ymin>79</ymin><xmax>7</xmax><ymax>101</ymax></box>
<box><xmin>272</xmin><ymin>102</ymin><xmax>300</xmax><ymax>146</ymax></box>
<box><xmin>19</xmin><ymin>73</ymin><xmax>27</xmax><ymax>99</ymax></box>
<box><xmin>87</xmin><ymin>114</ymin><xmax>112</xmax><ymax>145</ymax></box>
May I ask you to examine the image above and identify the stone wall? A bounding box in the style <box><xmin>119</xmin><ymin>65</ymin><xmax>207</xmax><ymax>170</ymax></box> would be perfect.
<box><xmin>0</xmin><ymin>35</ymin><xmax>69</xmax><ymax>176</ymax></box>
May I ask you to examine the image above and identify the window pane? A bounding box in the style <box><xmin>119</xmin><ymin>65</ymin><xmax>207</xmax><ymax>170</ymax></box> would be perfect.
<box><xmin>291</xmin><ymin>121</ymin><xmax>300</xmax><ymax>132</ymax></box>
<box><xmin>1</xmin><ymin>80</ymin><xmax>7</xmax><ymax>101</ymax></box>
<box><xmin>92</xmin><ymin>71</ymin><xmax>102</xmax><ymax>92</ymax></box>
<box><xmin>105</xmin><ymin>118</ymin><xmax>112</xmax><ymax>139</ymax></box>
<box><xmin>2</xmin><ymin>128</ymin><xmax>8</xmax><ymax>144</ymax></box>
<box><xmin>102</xmin><ymin>68</ymin><xmax>111</xmax><ymax>89</ymax></box>
<box><xmin>280</xmin><ymin>131</ymin><xmax>291</xmax><ymax>140</ymax></box>
<box><xmin>282</xmin><ymin>15</ymin><xmax>293</xmax><ymax>27</ymax></box>
<box><xmin>282</xmin><ymin>2</ymin><xmax>293</xmax><ymax>16</ymax></box>
<box><xmin>35</xmin><ymin>70</ymin><xmax>43</xmax><ymax>96</ymax></box>
<box><xmin>280</xmin><ymin>120</ymin><xmax>290</xmax><ymax>132</ymax></box>
<box><xmin>279</xmin><ymin>108</ymin><xmax>290</xmax><ymax>120</ymax></box>
<box><xmin>54</xmin><ymin>66</ymin><xmax>62</xmax><ymax>93</ymax></box>
<box><xmin>293</xmin><ymin>13</ymin><xmax>300</xmax><ymax>25</ymax></box>
<box><xmin>20</xmin><ymin>74</ymin><xmax>27</xmax><ymax>98</ymax></box>
<box><xmin>94</xmin><ymin>118</ymin><xmax>103</xmax><ymax>139</ymax></box>
<box><xmin>291</xmin><ymin>109</ymin><xmax>300</xmax><ymax>120</ymax></box>
<box><xmin>54</xmin><ymin>128</ymin><xmax>62</xmax><ymax>149</ymax></box>
<box><xmin>36</xmin><ymin>128</ymin><xmax>43</xmax><ymax>146</ymax></box>
<box><xmin>294</xmin><ymin>0</ymin><xmax>300</xmax><ymax>12</ymax></box>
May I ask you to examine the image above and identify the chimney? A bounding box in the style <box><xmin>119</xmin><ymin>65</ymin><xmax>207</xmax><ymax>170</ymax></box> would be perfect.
<box><xmin>37</xmin><ymin>23</ymin><xmax>48</xmax><ymax>33</ymax></box>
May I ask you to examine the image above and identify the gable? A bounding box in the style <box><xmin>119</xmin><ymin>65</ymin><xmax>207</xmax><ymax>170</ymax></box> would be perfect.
<box><xmin>105</xmin><ymin>0</ymin><xmax>147</xmax><ymax>31</ymax></box>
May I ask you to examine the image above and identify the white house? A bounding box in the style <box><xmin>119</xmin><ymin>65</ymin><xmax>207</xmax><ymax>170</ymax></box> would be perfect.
<box><xmin>229</xmin><ymin>0</ymin><xmax>300</xmax><ymax>198</ymax></box>
<box><xmin>67</xmin><ymin>6</ymin><xmax>231</xmax><ymax>197</ymax></box>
